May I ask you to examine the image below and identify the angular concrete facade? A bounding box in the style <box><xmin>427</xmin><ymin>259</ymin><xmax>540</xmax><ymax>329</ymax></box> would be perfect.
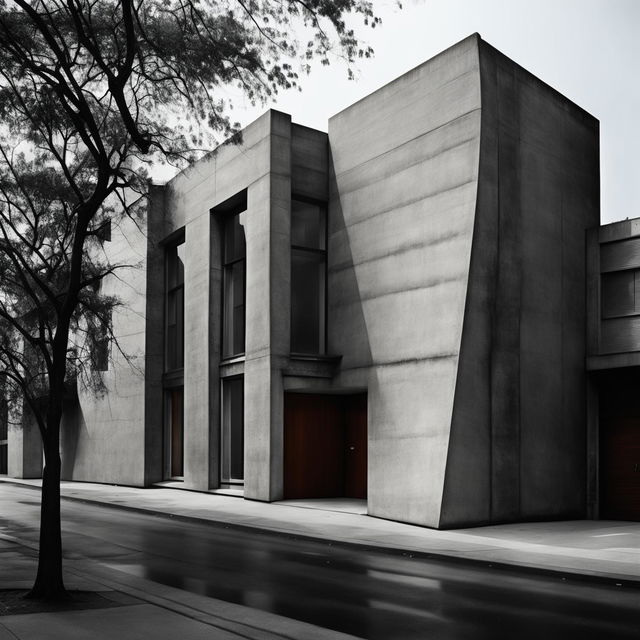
<box><xmin>325</xmin><ymin>35</ymin><xmax>599</xmax><ymax>527</ymax></box>
<box><xmin>5</xmin><ymin>34</ymin><xmax>626</xmax><ymax>528</ymax></box>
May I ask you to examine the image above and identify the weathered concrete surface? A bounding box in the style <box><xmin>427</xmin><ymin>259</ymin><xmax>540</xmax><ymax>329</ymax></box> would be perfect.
<box><xmin>162</xmin><ymin>110</ymin><xmax>324</xmax><ymax>498</ymax></box>
<box><xmin>440</xmin><ymin>39</ymin><xmax>600</xmax><ymax>527</ymax></box>
<box><xmin>7</xmin><ymin>402</ymin><xmax>41</xmax><ymax>479</ymax></box>
<box><xmin>328</xmin><ymin>34</ymin><xmax>483</xmax><ymax>528</ymax></box>
<box><xmin>163</xmin><ymin>111</ymin><xmax>277</xmax><ymax>492</ymax></box>
<box><xmin>60</xmin><ymin>207</ymin><xmax>149</xmax><ymax>486</ymax></box>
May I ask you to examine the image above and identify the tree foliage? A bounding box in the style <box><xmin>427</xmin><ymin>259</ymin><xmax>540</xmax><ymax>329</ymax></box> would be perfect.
<box><xmin>0</xmin><ymin>0</ymin><xmax>381</xmax><ymax>599</ymax></box>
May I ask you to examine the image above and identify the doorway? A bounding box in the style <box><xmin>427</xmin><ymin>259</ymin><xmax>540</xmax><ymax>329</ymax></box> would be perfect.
<box><xmin>283</xmin><ymin>392</ymin><xmax>367</xmax><ymax>500</ymax></box>
<box><xmin>599</xmin><ymin>369</ymin><xmax>640</xmax><ymax>521</ymax></box>
<box><xmin>601</xmin><ymin>415</ymin><xmax>640</xmax><ymax>521</ymax></box>
<box><xmin>167</xmin><ymin>387</ymin><xmax>184</xmax><ymax>479</ymax></box>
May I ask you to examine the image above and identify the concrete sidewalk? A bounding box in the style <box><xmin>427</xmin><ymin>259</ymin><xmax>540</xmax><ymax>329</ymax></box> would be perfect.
<box><xmin>1</xmin><ymin>477</ymin><xmax>639</xmax><ymax>586</ymax></box>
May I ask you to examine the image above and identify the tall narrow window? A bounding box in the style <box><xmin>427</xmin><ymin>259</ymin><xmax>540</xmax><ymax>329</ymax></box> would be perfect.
<box><xmin>165</xmin><ymin>240</ymin><xmax>185</xmax><ymax>479</ymax></box>
<box><xmin>291</xmin><ymin>199</ymin><xmax>326</xmax><ymax>354</ymax></box>
<box><xmin>93</xmin><ymin>308</ymin><xmax>111</xmax><ymax>372</ymax></box>
<box><xmin>0</xmin><ymin>377</ymin><xmax>7</xmax><ymax>475</ymax></box>
<box><xmin>168</xmin><ymin>387</ymin><xmax>184</xmax><ymax>478</ymax></box>
<box><xmin>221</xmin><ymin>377</ymin><xmax>244</xmax><ymax>483</ymax></box>
<box><xmin>166</xmin><ymin>241</ymin><xmax>185</xmax><ymax>371</ymax></box>
<box><xmin>222</xmin><ymin>213</ymin><xmax>246</xmax><ymax>359</ymax></box>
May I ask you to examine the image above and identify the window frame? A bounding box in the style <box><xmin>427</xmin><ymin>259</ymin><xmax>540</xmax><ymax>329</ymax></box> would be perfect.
<box><xmin>290</xmin><ymin>195</ymin><xmax>328</xmax><ymax>355</ymax></box>
<box><xmin>221</xmin><ymin>210</ymin><xmax>247</xmax><ymax>361</ymax></box>
<box><xmin>220</xmin><ymin>375</ymin><xmax>244</xmax><ymax>485</ymax></box>
<box><xmin>164</xmin><ymin>237</ymin><xmax>186</xmax><ymax>372</ymax></box>
<box><xmin>601</xmin><ymin>268</ymin><xmax>640</xmax><ymax>320</ymax></box>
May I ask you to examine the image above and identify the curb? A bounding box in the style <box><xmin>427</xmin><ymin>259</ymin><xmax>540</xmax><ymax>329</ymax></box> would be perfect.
<box><xmin>6</xmin><ymin>480</ymin><xmax>640</xmax><ymax>591</ymax></box>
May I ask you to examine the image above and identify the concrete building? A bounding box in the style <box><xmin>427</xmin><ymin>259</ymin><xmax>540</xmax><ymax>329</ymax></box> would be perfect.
<box><xmin>587</xmin><ymin>219</ymin><xmax>640</xmax><ymax>522</ymax></box>
<box><xmin>3</xmin><ymin>34</ymin><xmax>638</xmax><ymax>527</ymax></box>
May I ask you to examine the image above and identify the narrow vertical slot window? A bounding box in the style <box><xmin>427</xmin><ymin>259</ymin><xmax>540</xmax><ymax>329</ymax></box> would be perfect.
<box><xmin>221</xmin><ymin>376</ymin><xmax>244</xmax><ymax>483</ymax></box>
<box><xmin>291</xmin><ymin>199</ymin><xmax>327</xmax><ymax>354</ymax></box>
<box><xmin>166</xmin><ymin>241</ymin><xmax>185</xmax><ymax>371</ymax></box>
<box><xmin>222</xmin><ymin>213</ymin><xmax>246</xmax><ymax>359</ymax></box>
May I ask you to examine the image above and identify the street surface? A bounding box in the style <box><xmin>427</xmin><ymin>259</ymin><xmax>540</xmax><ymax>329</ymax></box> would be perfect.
<box><xmin>1</xmin><ymin>484</ymin><xmax>639</xmax><ymax>639</ymax></box>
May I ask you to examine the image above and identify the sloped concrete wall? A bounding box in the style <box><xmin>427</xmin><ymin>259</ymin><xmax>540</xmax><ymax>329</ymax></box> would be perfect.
<box><xmin>440</xmin><ymin>41</ymin><xmax>600</xmax><ymax>527</ymax></box>
<box><xmin>328</xmin><ymin>35</ymin><xmax>483</xmax><ymax>527</ymax></box>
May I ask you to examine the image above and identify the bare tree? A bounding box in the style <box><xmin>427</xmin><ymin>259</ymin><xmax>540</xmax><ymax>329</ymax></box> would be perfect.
<box><xmin>0</xmin><ymin>0</ymin><xmax>381</xmax><ymax>600</ymax></box>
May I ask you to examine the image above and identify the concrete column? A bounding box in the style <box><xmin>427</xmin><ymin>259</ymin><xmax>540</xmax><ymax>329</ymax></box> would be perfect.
<box><xmin>183</xmin><ymin>212</ymin><xmax>213</xmax><ymax>490</ymax></box>
<box><xmin>143</xmin><ymin>184</ymin><xmax>166</xmax><ymax>486</ymax></box>
<box><xmin>244</xmin><ymin>111</ymin><xmax>291</xmax><ymax>501</ymax></box>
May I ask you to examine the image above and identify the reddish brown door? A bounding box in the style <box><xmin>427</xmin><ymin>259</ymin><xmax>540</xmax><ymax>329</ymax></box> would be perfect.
<box><xmin>284</xmin><ymin>393</ymin><xmax>344</xmax><ymax>499</ymax></box>
<box><xmin>283</xmin><ymin>393</ymin><xmax>367</xmax><ymax>500</ymax></box>
<box><xmin>345</xmin><ymin>394</ymin><xmax>367</xmax><ymax>499</ymax></box>
<box><xmin>601</xmin><ymin>417</ymin><xmax>640</xmax><ymax>521</ymax></box>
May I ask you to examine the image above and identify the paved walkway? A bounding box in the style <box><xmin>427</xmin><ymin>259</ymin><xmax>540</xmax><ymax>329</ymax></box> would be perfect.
<box><xmin>2</xmin><ymin>477</ymin><xmax>639</xmax><ymax>584</ymax></box>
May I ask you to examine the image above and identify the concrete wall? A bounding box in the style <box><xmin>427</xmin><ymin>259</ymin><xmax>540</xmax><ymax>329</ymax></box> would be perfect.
<box><xmin>585</xmin><ymin>217</ymin><xmax>640</xmax><ymax>518</ymax></box>
<box><xmin>161</xmin><ymin>111</ymin><xmax>330</xmax><ymax>497</ymax></box>
<box><xmin>328</xmin><ymin>34</ymin><xmax>483</xmax><ymax>528</ymax></box>
<box><xmin>55</xmin><ymin>110</ymin><xmax>330</xmax><ymax>494</ymax></box>
<box><xmin>587</xmin><ymin>218</ymin><xmax>640</xmax><ymax>366</ymax></box>
<box><xmin>7</xmin><ymin>401</ymin><xmax>42</xmax><ymax>479</ymax></box>
<box><xmin>60</xmin><ymin>205</ymin><xmax>149</xmax><ymax>486</ymax></box>
<box><xmin>440</xmin><ymin>40</ymin><xmax>600</xmax><ymax>527</ymax></box>
<box><xmin>163</xmin><ymin>111</ymin><xmax>277</xmax><ymax>492</ymax></box>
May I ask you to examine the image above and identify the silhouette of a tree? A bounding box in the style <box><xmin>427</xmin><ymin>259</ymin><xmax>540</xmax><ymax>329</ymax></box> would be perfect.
<box><xmin>0</xmin><ymin>0</ymin><xmax>381</xmax><ymax>600</ymax></box>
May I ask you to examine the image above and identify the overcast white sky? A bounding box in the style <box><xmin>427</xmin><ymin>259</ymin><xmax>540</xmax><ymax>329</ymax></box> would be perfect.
<box><xmin>180</xmin><ymin>0</ymin><xmax>640</xmax><ymax>225</ymax></box>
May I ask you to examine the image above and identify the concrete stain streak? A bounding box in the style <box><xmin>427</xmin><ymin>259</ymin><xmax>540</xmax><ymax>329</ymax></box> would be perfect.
<box><xmin>334</xmin><ymin>178</ymin><xmax>477</xmax><ymax>236</ymax></box>
<box><xmin>330</xmin><ymin>229</ymin><xmax>466</xmax><ymax>274</ymax></box>
<box><xmin>333</xmin><ymin>114</ymin><xmax>481</xmax><ymax>191</ymax></box>
<box><xmin>340</xmin><ymin>353</ymin><xmax>458</xmax><ymax>372</ymax></box>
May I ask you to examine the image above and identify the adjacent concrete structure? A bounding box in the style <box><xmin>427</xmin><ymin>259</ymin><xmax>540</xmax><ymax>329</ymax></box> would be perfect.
<box><xmin>5</xmin><ymin>34</ymin><xmax>637</xmax><ymax>527</ymax></box>
<box><xmin>586</xmin><ymin>219</ymin><xmax>640</xmax><ymax>521</ymax></box>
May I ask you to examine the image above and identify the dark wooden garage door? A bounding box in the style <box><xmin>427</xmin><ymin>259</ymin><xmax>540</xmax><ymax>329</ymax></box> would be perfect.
<box><xmin>600</xmin><ymin>416</ymin><xmax>640</xmax><ymax>521</ymax></box>
<box><xmin>283</xmin><ymin>393</ymin><xmax>367</xmax><ymax>500</ymax></box>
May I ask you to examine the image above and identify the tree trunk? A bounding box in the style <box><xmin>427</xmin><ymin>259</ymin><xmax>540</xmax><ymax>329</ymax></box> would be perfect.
<box><xmin>28</xmin><ymin>411</ymin><xmax>67</xmax><ymax>600</ymax></box>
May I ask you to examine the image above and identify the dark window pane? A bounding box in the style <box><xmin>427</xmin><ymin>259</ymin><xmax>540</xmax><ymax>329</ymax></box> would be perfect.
<box><xmin>222</xmin><ymin>213</ymin><xmax>246</xmax><ymax>359</ymax></box>
<box><xmin>602</xmin><ymin>270</ymin><xmax>636</xmax><ymax>318</ymax></box>
<box><xmin>0</xmin><ymin>445</ymin><xmax>6</xmax><ymax>475</ymax></box>
<box><xmin>166</xmin><ymin>241</ymin><xmax>185</xmax><ymax>371</ymax></box>
<box><xmin>169</xmin><ymin>388</ymin><xmax>184</xmax><ymax>477</ymax></box>
<box><xmin>92</xmin><ymin>309</ymin><xmax>111</xmax><ymax>372</ymax></box>
<box><xmin>223</xmin><ymin>260</ymin><xmax>245</xmax><ymax>358</ymax></box>
<box><xmin>291</xmin><ymin>250</ymin><xmax>326</xmax><ymax>353</ymax></box>
<box><xmin>167</xmin><ymin>244</ymin><xmax>185</xmax><ymax>289</ymax></box>
<box><xmin>167</xmin><ymin>290</ymin><xmax>177</xmax><ymax>325</ymax></box>
<box><xmin>166</xmin><ymin>287</ymin><xmax>184</xmax><ymax>369</ymax></box>
<box><xmin>94</xmin><ymin>336</ymin><xmax>109</xmax><ymax>372</ymax></box>
<box><xmin>222</xmin><ymin>377</ymin><xmax>244</xmax><ymax>482</ymax></box>
<box><xmin>0</xmin><ymin>388</ymin><xmax>8</xmax><ymax>441</ymax></box>
<box><xmin>175</xmin><ymin>287</ymin><xmax>184</xmax><ymax>367</ymax></box>
<box><xmin>291</xmin><ymin>200</ymin><xmax>326</xmax><ymax>250</ymax></box>
<box><xmin>224</xmin><ymin>213</ymin><xmax>246</xmax><ymax>263</ymax></box>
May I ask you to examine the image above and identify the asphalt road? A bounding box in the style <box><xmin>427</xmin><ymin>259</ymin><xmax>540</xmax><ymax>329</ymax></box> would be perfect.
<box><xmin>1</xmin><ymin>484</ymin><xmax>639</xmax><ymax>639</ymax></box>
